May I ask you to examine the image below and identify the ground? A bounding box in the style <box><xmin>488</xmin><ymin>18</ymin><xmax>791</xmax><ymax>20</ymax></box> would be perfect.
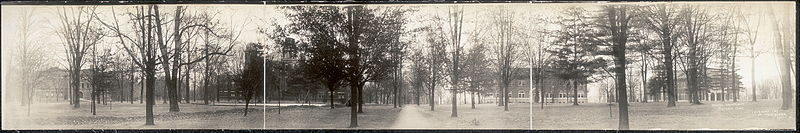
<box><xmin>394</xmin><ymin>100</ymin><xmax>795</xmax><ymax>130</ymax></box>
<box><xmin>2</xmin><ymin>99</ymin><xmax>795</xmax><ymax>130</ymax></box>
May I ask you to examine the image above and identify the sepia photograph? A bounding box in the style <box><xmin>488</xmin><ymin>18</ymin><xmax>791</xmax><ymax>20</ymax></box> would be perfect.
<box><xmin>0</xmin><ymin>1</ymin><xmax>796</xmax><ymax>131</ymax></box>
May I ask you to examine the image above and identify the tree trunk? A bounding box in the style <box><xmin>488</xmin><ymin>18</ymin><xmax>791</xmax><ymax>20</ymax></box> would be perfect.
<box><xmin>751</xmin><ymin>51</ymin><xmax>757</xmax><ymax>102</ymax></box>
<box><xmin>140</xmin><ymin>73</ymin><xmax>144</xmax><ymax>104</ymax></box>
<box><xmin>614</xmin><ymin>46</ymin><xmax>629</xmax><ymax>130</ymax></box>
<box><xmin>177</xmin><ymin>74</ymin><xmax>181</xmax><ymax>104</ymax></box>
<box><xmin>471</xmin><ymin>91</ymin><xmax>475</xmax><ymax>109</ymax></box>
<box><xmin>772</xmin><ymin>8</ymin><xmax>794</xmax><ymax>110</ymax></box>
<box><xmin>430</xmin><ymin>82</ymin><xmax>435</xmax><ymax>111</ymax></box>
<box><xmin>244</xmin><ymin>96</ymin><xmax>250</xmax><ymax>116</ymax></box>
<box><xmin>330</xmin><ymin>89</ymin><xmax>335</xmax><ymax>109</ymax></box>
<box><xmin>130</xmin><ymin>71</ymin><xmax>135</xmax><ymax>104</ymax></box>
<box><xmin>92</xmin><ymin>85</ymin><xmax>96</xmax><ymax>115</ymax></box>
<box><xmin>607</xmin><ymin>6</ymin><xmax>630</xmax><ymax>129</ymax></box>
<box><xmin>415</xmin><ymin>86</ymin><xmax>420</xmax><ymax>106</ymax></box>
<box><xmin>573</xmin><ymin>80</ymin><xmax>579</xmax><ymax>106</ymax></box>
<box><xmin>349</xmin><ymin>83</ymin><xmax>359</xmax><ymax>128</ymax></box>
<box><xmin>202</xmin><ymin>30</ymin><xmax>211</xmax><ymax>105</ymax></box>
<box><xmin>145</xmin><ymin>66</ymin><xmax>156</xmax><ymax>125</ymax></box>
<box><xmin>185</xmin><ymin>69</ymin><xmax>191</xmax><ymax>103</ymax></box>
<box><xmin>358</xmin><ymin>83</ymin><xmax>363</xmax><ymax>113</ymax></box>
<box><xmin>451</xmin><ymin>86</ymin><xmax>458</xmax><ymax>117</ymax></box>
<box><xmin>642</xmin><ymin>53</ymin><xmax>648</xmax><ymax>103</ymax></box>
<box><xmin>394</xmin><ymin>71</ymin><xmax>398</xmax><ymax>108</ymax></box>
<box><xmin>731</xmin><ymin>45</ymin><xmax>739</xmax><ymax>102</ymax></box>
<box><xmin>72</xmin><ymin>67</ymin><xmax>81</xmax><ymax>108</ymax></box>
<box><xmin>550</xmin><ymin>88</ymin><xmax>555</xmax><ymax>104</ymax></box>
<box><xmin>721</xmin><ymin>66</ymin><xmax>726</xmax><ymax>102</ymax></box>
<box><xmin>665</xmin><ymin>40</ymin><xmax>676</xmax><ymax>107</ymax></box>
<box><xmin>539</xmin><ymin>77</ymin><xmax>544</xmax><ymax>109</ymax></box>
<box><xmin>688</xmin><ymin>54</ymin><xmax>701</xmax><ymax>104</ymax></box>
<box><xmin>503</xmin><ymin>81</ymin><xmax>509</xmax><ymax>111</ymax></box>
<box><xmin>69</xmin><ymin>81</ymin><xmax>73</xmax><ymax>105</ymax></box>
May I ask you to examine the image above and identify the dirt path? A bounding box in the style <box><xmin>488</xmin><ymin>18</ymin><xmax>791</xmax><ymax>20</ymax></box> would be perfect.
<box><xmin>390</xmin><ymin>106</ymin><xmax>435</xmax><ymax>129</ymax></box>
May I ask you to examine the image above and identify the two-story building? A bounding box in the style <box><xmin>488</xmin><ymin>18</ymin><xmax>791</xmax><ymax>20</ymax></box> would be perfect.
<box><xmin>483</xmin><ymin>68</ymin><xmax>589</xmax><ymax>104</ymax></box>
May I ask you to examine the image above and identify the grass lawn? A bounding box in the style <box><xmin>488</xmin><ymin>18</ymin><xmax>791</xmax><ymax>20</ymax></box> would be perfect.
<box><xmin>402</xmin><ymin>99</ymin><xmax>795</xmax><ymax>130</ymax></box>
<box><xmin>2</xmin><ymin>101</ymin><xmax>400</xmax><ymax>129</ymax></box>
<box><xmin>2</xmin><ymin>99</ymin><xmax>794</xmax><ymax>130</ymax></box>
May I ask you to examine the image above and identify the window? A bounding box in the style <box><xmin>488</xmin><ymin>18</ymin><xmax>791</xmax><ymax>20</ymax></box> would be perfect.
<box><xmin>518</xmin><ymin>93</ymin><xmax>525</xmax><ymax>98</ymax></box>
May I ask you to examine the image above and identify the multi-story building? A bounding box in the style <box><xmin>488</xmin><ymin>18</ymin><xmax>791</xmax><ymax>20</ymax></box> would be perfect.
<box><xmin>484</xmin><ymin>68</ymin><xmax>589</xmax><ymax>104</ymax></box>
<box><xmin>33</xmin><ymin>67</ymin><xmax>72</xmax><ymax>103</ymax></box>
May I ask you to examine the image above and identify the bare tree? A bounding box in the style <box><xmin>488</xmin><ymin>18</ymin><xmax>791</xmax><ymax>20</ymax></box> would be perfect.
<box><xmin>407</xmin><ymin>47</ymin><xmax>428</xmax><ymax>106</ymax></box>
<box><xmin>94</xmin><ymin>5</ymin><xmax>196</xmax><ymax>125</ymax></box>
<box><xmin>112</xmin><ymin>5</ymin><xmax>160</xmax><ymax>125</ymax></box>
<box><xmin>490</xmin><ymin>7</ymin><xmax>522</xmax><ymax>111</ymax></box>
<box><xmin>446</xmin><ymin>5</ymin><xmax>465</xmax><ymax>117</ymax></box>
<box><xmin>737</xmin><ymin>7</ymin><xmax>762</xmax><ymax>102</ymax></box>
<box><xmin>768</xmin><ymin>4</ymin><xmax>795</xmax><ymax>110</ymax></box>
<box><xmin>639</xmin><ymin>4</ymin><xmax>682</xmax><ymax>107</ymax></box>
<box><xmin>157</xmin><ymin>6</ymin><xmax>240</xmax><ymax>112</ymax></box>
<box><xmin>420</xmin><ymin>14</ymin><xmax>449</xmax><ymax>111</ymax></box>
<box><xmin>57</xmin><ymin>7</ymin><xmax>105</xmax><ymax>109</ymax></box>
<box><xmin>594</xmin><ymin>5</ymin><xmax>639</xmax><ymax>129</ymax></box>
<box><xmin>678</xmin><ymin>6</ymin><xmax>717</xmax><ymax>105</ymax></box>
<box><xmin>713</xmin><ymin>9</ymin><xmax>744</xmax><ymax>102</ymax></box>
<box><xmin>12</xmin><ymin>8</ymin><xmax>50</xmax><ymax>116</ymax></box>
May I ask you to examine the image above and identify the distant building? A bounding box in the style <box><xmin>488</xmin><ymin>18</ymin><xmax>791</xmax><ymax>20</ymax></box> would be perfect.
<box><xmin>20</xmin><ymin>67</ymin><xmax>103</xmax><ymax>103</ymax></box>
<box><xmin>675</xmin><ymin>67</ymin><xmax>744</xmax><ymax>102</ymax></box>
<box><xmin>32</xmin><ymin>67</ymin><xmax>72</xmax><ymax>103</ymax></box>
<box><xmin>482</xmin><ymin>68</ymin><xmax>589</xmax><ymax>104</ymax></box>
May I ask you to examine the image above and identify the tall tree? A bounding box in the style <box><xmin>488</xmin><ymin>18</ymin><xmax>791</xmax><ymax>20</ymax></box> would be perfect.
<box><xmin>235</xmin><ymin>43</ymin><xmax>263</xmax><ymax>116</ymax></box>
<box><xmin>407</xmin><ymin>48</ymin><xmax>428</xmax><ymax>106</ymax></box>
<box><xmin>341</xmin><ymin>6</ymin><xmax>409</xmax><ymax>124</ymax></box>
<box><xmin>446</xmin><ymin>6</ymin><xmax>465</xmax><ymax>117</ymax></box>
<box><xmin>13</xmin><ymin>8</ymin><xmax>50</xmax><ymax>116</ymax></box>
<box><xmin>550</xmin><ymin>7</ymin><xmax>605</xmax><ymax>107</ymax></box>
<box><xmin>678</xmin><ymin>6</ymin><xmax>717</xmax><ymax>105</ymax></box>
<box><xmin>768</xmin><ymin>4</ymin><xmax>795</xmax><ymax>110</ymax></box>
<box><xmin>156</xmin><ymin>6</ymin><xmax>238</xmax><ymax>112</ymax></box>
<box><xmin>463</xmin><ymin>41</ymin><xmax>492</xmax><ymax>109</ymax></box>
<box><xmin>284</xmin><ymin>10</ymin><xmax>349</xmax><ymax>108</ymax></box>
<box><xmin>640</xmin><ymin>4</ymin><xmax>682</xmax><ymax>107</ymax></box>
<box><xmin>713</xmin><ymin>9</ymin><xmax>744</xmax><ymax>102</ymax></box>
<box><xmin>57</xmin><ymin>7</ymin><xmax>105</xmax><ymax>109</ymax></box>
<box><xmin>98</xmin><ymin>5</ymin><xmax>161</xmax><ymax>125</ymax></box>
<box><xmin>282</xmin><ymin>6</ymin><xmax>409</xmax><ymax>127</ymax></box>
<box><xmin>491</xmin><ymin>7</ymin><xmax>521</xmax><ymax>111</ymax></box>
<box><xmin>421</xmin><ymin>16</ymin><xmax>449</xmax><ymax>111</ymax></box>
<box><xmin>89</xmin><ymin>48</ymin><xmax>115</xmax><ymax>115</ymax></box>
<box><xmin>737</xmin><ymin>7</ymin><xmax>762</xmax><ymax>102</ymax></box>
<box><xmin>594</xmin><ymin>5</ymin><xmax>639</xmax><ymax>129</ymax></box>
<box><xmin>630</xmin><ymin>33</ymin><xmax>656</xmax><ymax>103</ymax></box>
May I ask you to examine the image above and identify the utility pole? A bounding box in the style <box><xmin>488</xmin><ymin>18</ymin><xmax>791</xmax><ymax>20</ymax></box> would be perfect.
<box><xmin>262</xmin><ymin>50</ymin><xmax>267</xmax><ymax>128</ymax></box>
<box><xmin>529</xmin><ymin>43</ymin><xmax>534</xmax><ymax>129</ymax></box>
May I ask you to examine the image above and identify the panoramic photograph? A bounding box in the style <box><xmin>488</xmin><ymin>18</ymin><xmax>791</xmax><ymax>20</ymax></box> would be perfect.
<box><xmin>0</xmin><ymin>1</ymin><xmax>796</xmax><ymax>130</ymax></box>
